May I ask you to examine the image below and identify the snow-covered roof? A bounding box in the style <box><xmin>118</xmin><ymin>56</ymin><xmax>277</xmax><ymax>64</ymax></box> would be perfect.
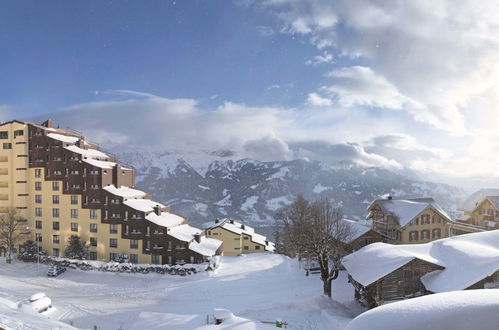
<box><xmin>124</xmin><ymin>199</ymin><xmax>165</xmax><ymax>213</ymax></box>
<box><xmin>168</xmin><ymin>224</ymin><xmax>223</xmax><ymax>257</ymax></box>
<box><xmin>341</xmin><ymin>219</ymin><xmax>373</xmax><ymax>243</ymax></box>
<box><xmin>210</xmin><ymin>219</ymin><xmax>274</xmax><ymax>251</ymax></box>
<box><xmin>47</xmin><ymin>132</ymin><xmax>79</xmax><ymax>144</ymax></box>
<box><xmin>343</xmin><ymin>230</ymin><xmax>499</xmax><ymax>293</ymax></box>
<box><xmin>145</xmin><ymin>211</ymin><xmax>185</xmax><ymax>228</ymax></box>
<box><xmin>461</xmin><ymin>188</ymin><xmax>499</xmax><ymax>211</ymax></box>
<box><xmin>369</xmin><ymin>198</ymin><xmax>451</xmax><ymax>227</ymax></box>
<box><xmin>64</xmin><ymin>145</ymin><xmax>110</xmax><ymax>160</ymax></box>
<box><xmin>83</xmin><ymin>158</ymin><xmax>117</xmax><ymax>169</ymax></box>
<box><xmin>345</xmin><ymin>289</ymin><xmax>499</xmax><ymax>330</ymax></box>
<box><xmin>103</xmin><ymin>185</ymin><xmax>147</xmax><ymax>199</ymax></box>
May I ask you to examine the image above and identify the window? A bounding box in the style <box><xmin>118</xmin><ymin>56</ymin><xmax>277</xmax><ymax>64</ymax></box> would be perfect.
<box><xmin>52</xmin><ymin>221</ymin><xmax>59</xmax><ymax>230</ymax></box>
<box><xmin>70</xmin><ymin>209</ymin><xmax>78</xmax><ymax>219</ymax></box>
<box><xmin>2</xmin><ymin>143</ymin><xmax>11</xmax><ymax>149</ymax></box>
<box><xmin>90</xmin><ymin>223</ymin><xmax>98</xmax><ymax>233</ymax></box>
<box><xmin>409</xmin><ymin>231</ymin><xmax>418</xmax><ymax>241</ymax></box>
<box><xmin>71</xmin><ymin>222</ymin><xmax>78</xmax><ymax>232</ymax></box>
<box><xmin>234</xmin><ymin>237</ymin><xmax>240</xmax><ymax>240</ymax></box>
<box><xmin>71</xmin><ymin>195</ymin><xmax>78</xmax><ymax>205</ymax></box>
<box><xmin>35</xmin><ymin>233</ymin><xmax>42</xmax><ymax>242</ymax></box>
<box><xmin>52</xmin><ymin>195</ymin><xmax>59</xmax><ymax>204</ymax></box>
<box><xmin>243</xmin><ymin>236</ymin><xmax>249</xmax><ymax>240</ymax></box>
<box><xmin>145</xmin><ymin>240</ymin><xmax>150</xmax><ymax>250</ymax></box>
<box><xmin>255</xmin><ymin>246</ymin><xmax>261</xmax><ymax>250</ymax></box>
<box><xmin>130</xmin><ymin>240</ymin><xmax>139</xmax><ymax>249</ymax></box>
<box><xmin>35</xmin><ymin>182</ymin><xmax>42</xmax><ymax>191</ymax></box>
<box><xmin>35</xmin><ymin>195</ymin><xmax>42</xmax><ymax>204</ymax></box>
<box><xmin>53</xmin><ymin>235</ymin><xmax>60</xmax><ymax>244</ymax></box>
<box><xmin>415</xmin><ymin>217</ymin><xmax>419</xmax><ymax>225</ymax></box>
<box><xmin>396</xmin><ymin>231</ymin><xmax>402</xmax><ymax>241</ymax></box>
<box><xmin>0</xmin><ymin>131</ymin><xmax>8</xmax><ymax>139</ymax></box>
<box><xmin>52</xmin><ymin>208</ymin><xmax>59</xmax><ymax>218</ymax></box>
<box><xmin>90</xmin><ymin>237</ymin><xmax>97</xmax><ymax>247</ymax></box>
<box><xmin>110</xmin><ymin>238</ymin><xmax>118</xmax><ymax>248</ymax></box>
<box><xmin>421</xmin><ymin>230</ymin><xmax>430</xmax><ymax>240</ymax></box>
<box><xmin>35</xmin><ymin>208</ymin><xmax>42</xmax><ymax>217</ymax></box>
<box><xmin>52</xmin><ymin>181</ymin><xmax>59</xmax><ymax>191</ymax></box>
<box><xmin>432</xmin><ymin>229</ymin><xmax>441</xmax><ymax>239</ymax></box>
<box><xmin>53</xmin><ymin>248</ymin><xmax>59</xmax><ymax>257</ymax></box>
<box><xmin>14</xmin><ymin>129</ymin><xmax>24</xmax><ymax>137</ymax></box>
<box><xmin>109</xmin><ymin>253</ymin><xmax>117</xmax><ymax>261</ymax></box>
<box><xmin>129</xmin><ymin>254</ymin><xmax>138</xmax><ymax>264</ymax></box>
<box><xmin>90</xmin><ymin>209</ymin><xmax>98</xmax><ymax>219</ymax></box>
<box><xmin>35</xmin><ymin>220</ymin><xmax>42</xmax><ymax>229</ymax></box>
<box><xmin>243</xmin><ymin>246</ymin><xmax>249</xmax><ymax>250</ymax></box>
<box><xmin>89</xmin><ymin>252</ymin><xmax>97</xmax><ymax>260</ymax></box>
<box><xmin>151</xmin><ymin>255</ymin><xmax>160</xmax><ymax>265</ymax></box>
<box><xmin>35</xmin><ymin>169</ymin><xmax>42</xmax><ymax>178</ymax></box>
<box><xmin>110</xmin><ymin>224</ymin><xmax>118</xmax><ymax>234</ymax></box>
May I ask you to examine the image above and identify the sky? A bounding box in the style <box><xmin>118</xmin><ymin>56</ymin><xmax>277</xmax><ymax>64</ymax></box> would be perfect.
<box><xmin>2</xmin><ymin>0</ymin><xmax>499</xmax><ymax>187</ymax></box>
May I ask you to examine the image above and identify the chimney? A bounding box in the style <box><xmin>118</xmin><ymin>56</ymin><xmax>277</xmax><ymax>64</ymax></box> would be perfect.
<box><xmin>76</xmin><ymin>139</ymin><xmax>84</xmax><ymax>148</ymax></box>
<box><xmin>194</xmin><ymin>233</ymin><xmax>201</xmax><ymax>243</ymax></box>
<box><xmin>241</xmin><ymin>224</ymin><xmax>245</xmax><ymax>230</ymax></box>
<box><xmin>265</xmin><ymin>240</ymin><xmax>269</xmax><ymax>246</ymax></box>
<box><xmin>42</xmin><ymin>119</ymin><xmax>53</xmax><ymax>128</ymax></box>
<box><xmin>387</xmin><ymin>195</ymin><xmax>393</xmax><ymax>200</ymax></box>
<box><xmin>214</xmin><ymin>218</ymin><xmax>219</xmax><ymax>224</ymax></box>
<box><xmin>153</xmin><ymin>205</ymin><xmax>162</xmax><ymax>216</ymax></box>
<box><xmin>229</xmin><ymin>219</ymin><xmax>234</xmax><ymax>224</ymax></box>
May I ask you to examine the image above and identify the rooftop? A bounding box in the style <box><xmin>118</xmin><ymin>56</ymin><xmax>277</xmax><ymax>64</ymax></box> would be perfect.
<box><xmin>103</xmin><ymin>185</ymin><xmax>147</xmax><ymax>199</ymax></box>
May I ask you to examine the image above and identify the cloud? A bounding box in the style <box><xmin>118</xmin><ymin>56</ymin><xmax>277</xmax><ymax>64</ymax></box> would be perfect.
<box><xmin>244</xmin><ymin>136</ymin><xmax>293</xmax><ymax>161</ymax></box>
<box><xmin>306</xmin><ymin>92</ymin><xmax>332</xmax><ymax>106</ymax></box>
<box><xmin>254</xmin><ymin>25</ymin><xmax>275</xmax><ymax>37</ymax></box>
<box><xmin>261</xmin><ymin>0</ymin><xmax>499</xmax><ymax>135</ymax></box>
<box><xmin>306</xmin><ymin>51</ymin><xmax>334</xmax><ymax>65</ymax></box>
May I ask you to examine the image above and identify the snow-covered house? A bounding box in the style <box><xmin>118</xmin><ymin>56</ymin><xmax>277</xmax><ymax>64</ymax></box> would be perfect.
<box><xmin>343</xmin><ymin>230</ymin><xmax>499</xmax><ymax>308</ymax></box>
<box><xmin>458</xmin><ymin>189</ymin><xmax>499</xmax><ymax>230</ymax></box>
<box><xmin>205</xmin><ymin>219</ymin><xmax>275</xmax><ymax>256</ymax></box>
<box><xmin>339</xmin><ymin>219</ymin><xmax>387</xmax><ymax>252</ymax></box>
<box><xmin>367</xmin><ymin>196</ymin><xmax>453</xmax><ymax>244</ymax></box>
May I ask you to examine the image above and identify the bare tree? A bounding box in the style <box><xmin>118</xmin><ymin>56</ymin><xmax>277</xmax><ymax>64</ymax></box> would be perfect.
<box><xmin>280</xmin><ymin>196</ymin><xmax>354</xmax><ymax>298</ymax></box>
<box><xmin>0</xmin><ymin>207</ymin><xmax>29</xmax><ymax>263</ymax></box>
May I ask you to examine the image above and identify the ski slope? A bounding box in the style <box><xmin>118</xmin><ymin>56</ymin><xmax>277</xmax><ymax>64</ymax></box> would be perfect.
<box><xmin>0</xmin><ymin>254</ymin><xmax>360</xmax><ymax>329</ymax></box>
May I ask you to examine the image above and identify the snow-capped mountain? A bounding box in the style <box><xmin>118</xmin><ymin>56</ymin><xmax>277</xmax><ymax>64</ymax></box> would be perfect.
<box><xmin>114</xmin><ymin>150</ymin><xmax>467</xmax><ymax>229</ymax></box>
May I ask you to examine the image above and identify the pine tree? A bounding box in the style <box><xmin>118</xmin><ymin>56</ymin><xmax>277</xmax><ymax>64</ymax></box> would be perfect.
<box><xmin>64</xmin><ymin>235</ymin><xmax>89</xmax><ymax>260</ymax></box>
<box><xmin>18</xmin><ymin>240</ymin><xmax>47</xmax><ymax>262</ymax></box>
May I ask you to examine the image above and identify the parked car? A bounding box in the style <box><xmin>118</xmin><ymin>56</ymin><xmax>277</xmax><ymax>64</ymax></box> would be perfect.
<box><xmin>20</xmin><ymin>292</ymin><xmax>52</xmax><ymax>313</ymax></box>
<box><xmin>47</xmin><ymin>265</ymin><xmax>66</xmax><ymax>277</ymax></box>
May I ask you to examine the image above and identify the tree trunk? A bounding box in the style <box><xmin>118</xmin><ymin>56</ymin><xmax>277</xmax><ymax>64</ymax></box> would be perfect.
<box><xmin>319</xmin><ymin>256</ymin><xmax>332</xmax><ymax>297</ymax></box>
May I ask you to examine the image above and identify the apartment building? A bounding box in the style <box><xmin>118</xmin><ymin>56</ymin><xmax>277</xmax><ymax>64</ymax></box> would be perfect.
<box><xmin>205</xmin><ymin>219</ymin><xmax>274</xmax><ymax>256</ymax></box>
<box><xmin>0</xmin><ymin>120</ymin><xmax>222</xmax><ymax>265</ymax></box>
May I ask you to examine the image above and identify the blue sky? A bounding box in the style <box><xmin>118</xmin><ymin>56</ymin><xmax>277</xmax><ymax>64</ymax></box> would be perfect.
<box><xmin>2</xmin><ymin>1</ymin><xmax>499</xmax><ymax>185</ymax></box>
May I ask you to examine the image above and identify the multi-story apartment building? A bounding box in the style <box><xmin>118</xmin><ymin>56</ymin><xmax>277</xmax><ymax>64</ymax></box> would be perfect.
<box><xmin>367</xmin><ymin>197</ymin><xmax>453</xmax><ymax>244</ymax></box>
<box><xmin>0</xmin><ymin>120</ymin><xmax>222</xmax><ymax>265</ymax></box>
<box><xmin>205</xmin><ymin>219</ymin><xmax>274</xmax><ymax>256</ymax></box>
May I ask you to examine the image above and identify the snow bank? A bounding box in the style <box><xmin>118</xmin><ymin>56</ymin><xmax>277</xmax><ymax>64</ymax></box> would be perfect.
<box><xmin>345</xmin><ymin>290</ymin><xmax>499</xmax><ymax>330</ymax></box>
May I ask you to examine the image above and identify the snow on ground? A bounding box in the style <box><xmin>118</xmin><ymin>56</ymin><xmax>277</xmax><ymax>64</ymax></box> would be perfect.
<box><xmin>241</xmin><ymin>196</ymin><xmax>259</xmax><ymax>212</ymax></box>
<box><xmin>265</xmin><ymin>196</ymin><xmax>293</xmax><ymax>211</ymax></box>
<box><xmin>345</xmin><ymin>289</ymin><xmax>499</xmax><ymax>330</ymax></box>
<box><xmin>0</xmin><ymin>255</ymin><xmax>360</xmax><ymax>330</ymax></box>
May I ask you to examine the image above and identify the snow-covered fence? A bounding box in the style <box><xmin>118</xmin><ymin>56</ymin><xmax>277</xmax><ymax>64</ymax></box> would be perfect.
<box><xmin>36</xmin><ymin>256</ymin><xmax>214</xmax><ymax>276</ymax></box>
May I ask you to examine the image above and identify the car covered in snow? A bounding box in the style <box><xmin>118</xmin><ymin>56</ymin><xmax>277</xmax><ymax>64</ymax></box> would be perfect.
<box><xmin>47</xmin><ymin>265</ymin><xmax>66</xmax><ymax>277</ymax></box>
<box><xmin>20</xmin><ymin>292</ymin><xmax>52</xmax><ymax>313</ymax></box>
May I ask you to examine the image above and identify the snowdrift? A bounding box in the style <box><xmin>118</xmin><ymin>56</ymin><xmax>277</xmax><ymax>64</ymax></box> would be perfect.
<box><xmin>345</xmin><ymin>289</ymin><xmax>499</xmax><ymax>330</ymax></box>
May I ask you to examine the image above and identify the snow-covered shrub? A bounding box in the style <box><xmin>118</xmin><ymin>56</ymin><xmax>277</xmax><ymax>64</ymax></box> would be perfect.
<box><xmin>18</xmin><ymin>240</ymin><xmax>47</xmax><ymax>262</ymax></box>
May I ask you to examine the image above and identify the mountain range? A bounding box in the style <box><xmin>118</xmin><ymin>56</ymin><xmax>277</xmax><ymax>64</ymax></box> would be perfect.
<box><xmin>113</xmin><ymin>149</ymin><xmax>468</xmax><ymax>233</ymax></box>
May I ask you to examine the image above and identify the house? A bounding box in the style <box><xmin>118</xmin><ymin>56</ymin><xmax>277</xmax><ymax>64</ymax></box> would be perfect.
<box><xmin>0</xmin><ymin>119</ymin><xmax>222</xmax><ymax>265</ymax></box>
<box><xmin>339</xmin><ymin>219</ymin><xmax>388</xmax><ymax>252</ymax></box>
<box><xmin>459</xmin><ymin>189</ymin><xmax>499</xmax><ymax>230</ymax></box>
<box><xmin>342</xmin><ymin>230</ymin><xmax>499</xmax><ymax>308</ymax></box>
<box><xmin>205</xmin><ymin>219</ymin><xmax>274</xmax><ymax>256</ymax></box>
<box><xmin>367</xmin><ymin>196</ymin><xmax>452</xmax><ymax>244</ymax></box>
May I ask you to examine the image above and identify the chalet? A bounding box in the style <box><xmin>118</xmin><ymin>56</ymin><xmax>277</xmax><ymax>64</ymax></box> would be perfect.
<box><xmin>459</xmin><ymin>189</ymin><xmax>499</xmax><ymax>230</ymax></box>
<box><xmin>205</xmin><ymin>219</ymin><xmax>274</xmax><ymax>256</ymax></box>
<box><xmin>343</xmin><ymin>230</ymin><xmax>499</xmax><ymax>308</ymax></box>
<box><xmin>339</xmin><ymin>219</ymin><xmax>387</xmax><ymax>252</ymax></box>
<box><xmin>367</xmin><ymin>196</ymin><xmax>453</xmax><ymax>244</ymax></box>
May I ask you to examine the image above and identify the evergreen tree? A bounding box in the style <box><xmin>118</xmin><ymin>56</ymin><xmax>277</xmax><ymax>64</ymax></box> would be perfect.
<box><xmin>64</xmin><ymin>235</ymin><xmax>89</xmax><ymax>260</ymax></box>
<box><xmin>18</xmin><ymin>240</ymin><xmax>47</xmax><ymax>262</ymax></box>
